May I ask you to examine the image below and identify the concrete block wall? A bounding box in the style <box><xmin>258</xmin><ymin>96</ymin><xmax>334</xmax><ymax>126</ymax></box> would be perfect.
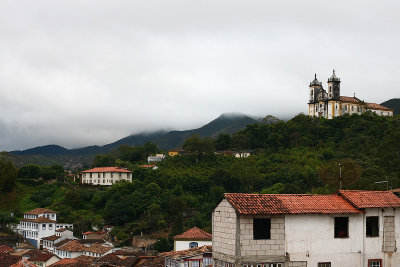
<box><xmin>383</xmin><ymin>215</ymin><xmax>396</xmax><ymax>252</ymax></box>
<box><xmin>213</xmin><ymin>199</ymin><xmax>237</xmax><ymax>257</ymax></box>
<box><xmin>239</xmin><ymin>215</ymin><xmax>285</xmax><ymax>257</ymax></box>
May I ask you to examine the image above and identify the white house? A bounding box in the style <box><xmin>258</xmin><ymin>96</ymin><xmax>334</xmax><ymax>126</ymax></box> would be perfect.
<box><xmin>81</xmin><ymin>167</ymin><xmax>132</xmax><ymax>186</ymax></box>
<box><xmin>42</xmin><ymin>228</ymin><xmax>76</xmax><ymax>252</ymax></box>
<box><xmin>54</xmin><ymin>240</ymin><xmax>113</xmax><ymax>259</ymax></box>
<box><xmin>212</xmin><ymin>190</ymin><xmax>400</xmax><ymax>267</ymax></box>
<box><xmin>161</xmin><ymin>245</ymin><xmax>213</xmax><ymax>267</ymax></box>
<box><xmin>17</xmin><ymin>208</ymin><xmax>72</xmax><ymax>249</ymax></box>
<box><xmin>174</xmin><ymin>227</ymin><xmax>212</xmax><ymax>251</ymax></box>
<box><xmin>27</xmin><ymin>251</ymin><xmax>60</xmax><ymax>267</ymax></box>
<box><xmin>147</xmin><ymin>154</ymin><xmax>166</xmax><ymax>163</ymax></box>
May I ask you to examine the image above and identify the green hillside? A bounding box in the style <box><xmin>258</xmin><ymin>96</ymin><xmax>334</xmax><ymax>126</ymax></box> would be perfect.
<box><xmin>381</xmin><ymin>98</ymin><xmax>400</xmax><ymax>115</ymax></box>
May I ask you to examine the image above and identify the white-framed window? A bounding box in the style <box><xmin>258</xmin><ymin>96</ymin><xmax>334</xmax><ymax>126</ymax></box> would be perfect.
<box><xmin>192</xmin><ymin>261</ymin><xmax>200</xmax><ymax>267</ymax></box>
<box><xmin>42</xmin><ymin>224</ymin><xmax>46</xmax><ymax>230</ymax></box>
<box><xmin>368</xmin><ymin>259</ymin><xmax>382</xmax><ymax>267</ymax></box>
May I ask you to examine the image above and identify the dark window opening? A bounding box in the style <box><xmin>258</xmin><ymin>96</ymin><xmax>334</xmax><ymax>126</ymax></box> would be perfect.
<box><xmin>318</xmin><ymin>263</ymin><xmax>331</xmax><ymax>267</ymax></box>
<box><xmin>366</xmin><ymin>216</ymin><xmax>379</xmax><ymax>237</ymax></box>
<box><xmin>253</xmin><ymin>218</ymin><xmax>271</xmax><ymax>240</ymax></box>
<box><xmin>368</xmin><ymin>259</ymin><xmax>382</xmax><ymax>267</ymax></box>
<box><xmin>334</xmin><ymin>217</ymin><xmax>349</xmax><ymax>238</ymax></box>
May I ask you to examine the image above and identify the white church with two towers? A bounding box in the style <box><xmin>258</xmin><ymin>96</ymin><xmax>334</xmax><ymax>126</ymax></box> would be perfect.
<box><xmin>308</xmin><ymin>70</ymin><xmax>393</xmax><ymax>119</ymax></box>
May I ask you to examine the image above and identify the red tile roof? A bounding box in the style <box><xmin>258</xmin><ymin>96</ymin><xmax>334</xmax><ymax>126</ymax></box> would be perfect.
<box><xmin>81</xmin><ymin>167</ymin><xmax>131</xmax><ymax>173</ymax></box>
<box><xmin>56</xmin><ymin>228</ymin><xmax>68</xmax><ymax>232</ymax></box>
<box><xmin>54</xmin><ymin>239</ymin><xmax>73</xmax><ymax>248</ymax></box>
<box><xmin>224</xmin><ymin>193</ymin><xmax>362</xmax><ymax>215</ymax></box>
<box><xmin>340</xmin><ymin>96</ymin><xmax>361</xmax><ymax>103</ymax></box>
<box><xmin>0</xmin><ymin>254</ymin><xmax>22</xmax><ymax>267</ymax></box>
<box><xmin>160</xmin><ymin>245</ymin><xmax>212</xmax><ymax>259</ymax></box>
<box><xmin>24</xmin><ymin>208</ymin><xmax>56</xmax><ymax>215</ymax></box>
<box><xmin>96</xmin><ymin>253</ymin><xmax>138</xmax><ymax>266</ymax></box>
<box><xmin>174</xmin><ymin>227</ymin><xmax>212</xmax><ymax>240</ymax></box>
<box><xmin>0</xmin><ymin>245</ymin><xmax>14</xmax><ymax>254</ymax></box>
<box><xmin>9</xmin><ymin>258</ymin><xmax>36</xmax><ymax>267</ymax></box>
<box><xmin>366</xmin><ymin>102</ymin><xmax>393</xmax><ymax>111</ymax></box>
<box><xmin>48</xmin><ymin>255</ymin><xmax>94</xmax><ymax>267</ymax></box>
<box><xmin>57</xmin><ymin>240</ymin><xmax>85</xmax><ymax>252</ymax></box>
<box><xmin>21</xmin><ymin>216</ymin><xmax>56</xmax><ymax>223</ymax></box>
<box><xmin>134</xmin><ymin>256</ymin><xmax>165</xmax><ymax>267</ymax></box>
<box><xmin>338</xmin><ymin>190</ymin><xmax>400</xmax><ymax>208</ymax></box>
<box><xmin>138</xmin><ymin>165</ymin><xmax>157</xmax><ymax>168</ymax></box>
<box><xmin>28</xmin><ymin>251</ymin><xmax>57</xmax><ymax>262</ymax></box>
<box><xmin>83</xmin><ymin>243</ymin><xmax>112</xmax><ymax>254</ymax></box>
<box><xmin>42</xmin><ymin>235</ymin><xmax>61</xmax><ymax>241</ymax></box>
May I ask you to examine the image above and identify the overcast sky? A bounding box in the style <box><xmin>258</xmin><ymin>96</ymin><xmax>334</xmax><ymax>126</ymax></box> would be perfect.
<box><xmin>1</xmin><ymin>0</ymin><xmax>399</xmax><ymax>151</ymax></box>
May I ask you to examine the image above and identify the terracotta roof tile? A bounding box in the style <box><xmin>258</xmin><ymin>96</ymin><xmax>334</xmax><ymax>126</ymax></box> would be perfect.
<box><xmin>57</xmin><ymin>240</ymin><xmax>85</xmax><ymax>252</ymax></box>
<box><xmin>28</xmin><ymin>251</ymin><xmax>57</xmax><ymax>262</ymax></box>
<box><xmin>0</xmin><ymin>254</ymin><xmax>22</xmax><ymax>267</ymax></box>
<box><xmin>42</xmin><ymin>235</ymin><xmax>61</xmax><ymax>241</ymax></box>
<box><xmin>366</xmin><ymin>102</ymin><xmax>393</xmax><ymax>111</ymax></box>
<box><xmin>224</xmin><ymin>193</ymin><xmax>362</xmax><ymax>215</ymax></box>
<box><xmin>173</xmin><ymin>227</ymin><xmax>212</xmax><ymax>240</ymax></box>
<box><xmin>83</xmin><ymin>243</ymin><xmax>113</xmax><ymax>254</ymax></box>
<box><xmin>340</xmin><ymin>96</ymin><xmax>361</xmax><ymax>103</ymax></box>
<box><xmin>134</xmin><ymin>256</ymin><xmax>165</xmax><ymax>267</ymax></box>
<box><xmin>96</xmin><ymin>253</ymin><xmax>138</xmax><ymax>266</ymax></box>
<box><xmin>56</xmin><ymin>228</ymin><xmax>68</xmax><ymax>232</ymax></box>
<box><xmin>81</xmin><ymin>167</ymin><xmax>131</xmax><ymax>173</ymax></box>
<box><xmin>24</xmin><ymin>208</ymin><xmax>56</xmax><ymax>215</ymax></box>
<box><xmin>0</xmin><ymin>245</ymin><xmax>14</xmax><ymax>254</ymax></box>
<box><xmin>21</xmin><ymin>216</ymin><xmax>56</xmax><ymax>223</ymax></box>
<box><xmin>48</xmin><ymin>255</ymin><xmax>95</xmax><ymax>267</ymax></box>
<box><xmin>9</xmin><ymin>258</ymin><xmax>37</xmax><ymax>267</ymax></box>
<box><xmin>160</xmin><ymin>245</ymin><xmax>212</xmax><ymax>259</ymax></box>
<box><xmin>54</xmin><ymin>239</ymin><xmax>73</xmax><ymax>248</ymax></box>
<box><xmin>338</xmin><ymin>190</ymin><xmax>400</xmax><ymax>208</ymax></box>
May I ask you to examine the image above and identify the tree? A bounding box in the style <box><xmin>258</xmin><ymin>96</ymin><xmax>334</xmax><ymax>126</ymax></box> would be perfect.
<box><xmin>319</xmin><ymin>159</ymin><xmax>362</xmax><ymax>189</ymax></box>
<box><xmin>18</xmin><ymin>164</ymin><xmax>41</xmax><ymax>179</ymax></box>
<box><xmin>0</xmin><ymin>159</ymin><xmax>17</xmax><ymax>192</ymax></box>
<box><xmin>215</xmin><ymin>134</ymin><xmax>233</xmax><ymax>150</ymax></box>
<box><xmin>183</xmin><ymin>135</ymin><xmax>215</xmax><ymax>163</ymax></box>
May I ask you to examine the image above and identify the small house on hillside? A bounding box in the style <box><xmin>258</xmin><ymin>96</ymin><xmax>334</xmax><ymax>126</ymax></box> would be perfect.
<box><xmin>173</xmin><ymin>227</ymin><xmax>212</xmax><ymax>251</ymax></box>
<box><xmin>168</xmin><ymin>149</ymin><xmax>185</xmax><ymax>157</ymax></box>
<box><xmin>147</xmin><ymin>154</ymin><xmax>166</xmax><ymax>163</ymax></box>
<box><xmin>161</xmin><ymin>245</ymin><xmax>212</xmax><ymax>267</ymax></box>
<box><xmin>81</xmin><ymin>167</ymin><xmax>132</xmax><ymax>186</ymax></box>
<box><xmin>213</xmin><ymin>190</ymin><xmax>400</xmax><ymax>267</ymax></box>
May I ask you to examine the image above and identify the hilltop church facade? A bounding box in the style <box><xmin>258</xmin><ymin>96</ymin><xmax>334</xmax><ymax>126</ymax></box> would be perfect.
<box><xmin>308</xmin><ymin>70</ymin><xmax>393</xmax><ymax>119</ymax></box>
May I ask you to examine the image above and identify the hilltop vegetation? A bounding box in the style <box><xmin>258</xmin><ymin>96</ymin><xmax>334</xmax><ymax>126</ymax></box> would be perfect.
<box><xmin>1</xmin><ymin>112</ymin><xmax>400</xmax><ymax>248</ymax></box>
<box><xmin>381</xmin><ymin>98</ymin><xmax>400</xmax><ymax>115</ymax></box>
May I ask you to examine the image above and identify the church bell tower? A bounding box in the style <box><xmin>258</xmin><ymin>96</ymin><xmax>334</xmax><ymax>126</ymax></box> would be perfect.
<box><xmin>327</xmin><ymin>69</ymin><xmax>341</xmax><ymax>99</ymax></box>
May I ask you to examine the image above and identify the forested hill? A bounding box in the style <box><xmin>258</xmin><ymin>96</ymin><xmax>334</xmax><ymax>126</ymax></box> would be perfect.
<box><xmin>381</xmin><ymin>98</ymin><xmax>400</xmax><ymax>115</ymax></box>
<box><xmin>7</xmin><ymin>113</ymin><xmax>258</xmax><ymax>167</ymax></box>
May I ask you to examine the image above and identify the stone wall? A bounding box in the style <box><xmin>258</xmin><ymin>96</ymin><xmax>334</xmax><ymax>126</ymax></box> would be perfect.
<box><xmin>212</xmin><ymin>199</ymin><xmax>237</xmax><ymax>258</ymax></box>
<box><xmin>383</xmin><ymin>215</ymin><xmax>396</xmax><ymax>252</ymax></box>
<box><xmin>239</xmin><ymin>215</ymin><xmax>285</xmax><ymax>259</ymax></box>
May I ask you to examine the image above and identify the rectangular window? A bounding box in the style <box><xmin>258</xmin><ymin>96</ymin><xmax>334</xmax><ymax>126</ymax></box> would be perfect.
<box><xmin>368</xmin><ymin>259</ymin><xmax>382</xmax><ymax>267</ymax></box>
<box><xmin>42</xmin><ymin>224</ymin><xmax>46</xmax><ymax>230</ymax></box>
<box><xmin>334</xmin><ymin>217</ymin><xmax>349</xmax><ymax>238</ymax></box>
<box><xmin>49</xmin><ymin>224</ymin><xmax>53</xmax><ymax>230</ymax></box>
<box><xmin>366</xmin><ymin>216</ymin><xmax>379</xmax><ymax>237</ymax></box>
<box><xmin>111</xmin><ymin>172</ymin><xmax>113</xmax><ymax>178</ymax></box>
<box><xmin>318</xmin><ymin>263</ymin><xmax>331</xmax><ymax>267</ymax></box>
<box><xmin>98</xmin><ymin>173</ymin><xmax>100</xmax><ymax>178</ymax></box>
<box><xmin>253</xmin><ymin>218</ymin><xmax>271</xmax><ymax>240</ymax></box>
<box><xmin>90</xmin><ymin>173</ymin><xmax>92</xmax><ymax>178</ymax></box>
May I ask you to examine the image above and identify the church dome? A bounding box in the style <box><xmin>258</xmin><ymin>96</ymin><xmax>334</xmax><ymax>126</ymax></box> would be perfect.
<box><xmin>310</xmin><ymin>74</ymin><xmax>322</xmax><ymax>86</ymax></box>
<box><xmin>328</xmin><ymin>69</ymin><xmax>340</xmax><ymax>82</ymax></box>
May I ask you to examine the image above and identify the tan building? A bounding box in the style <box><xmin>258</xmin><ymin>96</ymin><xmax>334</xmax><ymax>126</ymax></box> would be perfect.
<box><xmin>308</xmin><ymin>71</ymin><xmax>393</xmax><ymax>119</ymax></box>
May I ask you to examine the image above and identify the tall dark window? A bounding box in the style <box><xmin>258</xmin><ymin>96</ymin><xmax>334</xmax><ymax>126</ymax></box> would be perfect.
<box><xmin>334</xmin><ymin>217</ymin><xmax>349</xmax><ymax>238</ymax></box>
<box><xmin>366</xmin><ymin>216</ymin><xmax>379</xmax><ymax>237</ymax></box>
<box><xmin>253</xmin><ymin>218</ymin><xmax>271</xmax><ymax>240</ymax></box>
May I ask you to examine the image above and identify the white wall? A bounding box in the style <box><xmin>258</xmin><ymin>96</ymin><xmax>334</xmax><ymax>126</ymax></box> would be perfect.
<box><xmin>82</xmin><ymin>172</ymin><xmax>132</xmax><ymax>185</ymax></box>
<box><xmin>175</xmin><ymin>240</ymin><xmax>212</xmax><ymax>251</ymax></box>
<box><xmin>285</xmin><ymin>210</ymin><xmax>400</xmax><ymax>267</ymax></box>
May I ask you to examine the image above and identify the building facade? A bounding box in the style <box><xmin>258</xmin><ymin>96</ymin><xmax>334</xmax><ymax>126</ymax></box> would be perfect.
<box><xmin>308</xmin><ymin>71</ymin><xmax>393</xmax><ymax>119</ymax></box>
<box><xmin>212</xmin><ymin>190</ymin><xmax>400</xmax><ymax>267</ymax></box>
<box><xmin>17</xmin><ymin>208</ymin><xmax>73</xmax><ymax>249</ymax></box>
<box><xmin>81</xmin><ymin>167</ymin><xmax>132</xmax><ymax>186</ymax></box>
<box><xmin>173</xmin><ymin>227</ymin><xmax>212</xmax><ymax>251</ymax></box>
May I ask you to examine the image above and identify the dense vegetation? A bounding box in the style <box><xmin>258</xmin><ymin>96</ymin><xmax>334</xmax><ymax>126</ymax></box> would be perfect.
<box><xmin>1</xmin><ymin>112</ymin><xmax>400</xmax><ymax>249</ymax></box>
